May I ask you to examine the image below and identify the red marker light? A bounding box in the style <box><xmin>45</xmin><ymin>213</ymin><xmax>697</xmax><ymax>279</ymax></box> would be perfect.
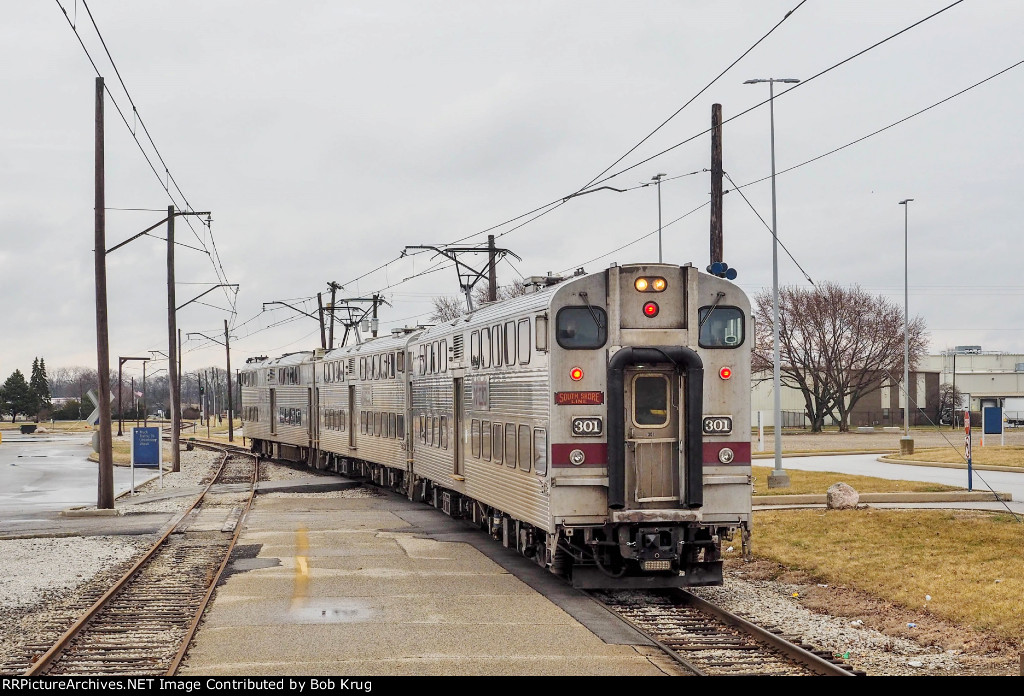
<box><xmin>643</xmin><ymin>301</ymin><xmax>660</xmax><ymax>317</ymax></box>
<box><xmin>719</xmin><ymin>366</ymin><xmax>732</xmax><ymax>380</ymax></box>
<box><xmin>570</xmin><ymin>367</ymin><xmax>584</xmax><ymax>381</ymax></box>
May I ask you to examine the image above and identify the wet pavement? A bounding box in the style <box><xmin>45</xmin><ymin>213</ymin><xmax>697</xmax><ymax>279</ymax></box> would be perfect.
<box><xmin>0</xmin><ymin>432</ymin><xmax>163</xmax><ymax>537</ymax></box>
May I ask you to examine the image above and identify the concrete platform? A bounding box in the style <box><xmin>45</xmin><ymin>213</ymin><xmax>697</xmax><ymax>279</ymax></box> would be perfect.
<box><xmin>180</xmin><ymin>483</ymin><xmax>686</xmax><ymax>677</ymax></box>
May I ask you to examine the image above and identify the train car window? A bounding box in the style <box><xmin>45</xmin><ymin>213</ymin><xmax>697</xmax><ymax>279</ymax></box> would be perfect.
<box><xmin>441</xmin><ymin>416</ymin><xmax>449</xmax><ymax>450</ymax></box>
<box><xmin>698</xmin><ymin>306</ymin><xmax>745</xmax><ymax>348</ymax></box>
<box><xmin>390</xmin><ymin>353</ymin><xmax>397</xmax><ymax>378</ymax></box>
<box><xmin>471</xmin><ymin>420</ymin><xmax>480</xmax><ymax>458</ymax></box>
<box><xmin>389</xmin><ymin>412</ymin><xmax>397</xmax><ymax>438</ymax></box>
<box><xmin>504</xmin><ymin>321</ymin><xmax>516</xmax><ymax>366</ymax></box>
<box><xmin>340</xmin><ymin>411</ymin><xmax>346</xmax><ymax>432</ymax></box>
<box><xmin>633</xmin><ymin>374</ymin><xmax>670</xmax><ymax>427</ymax></box>
<box><xmin>396</xmin><ymin>415</ymin><xmax>404</xmax><ymax>439</ymax></box>
<box><xmin>504</xmin><ymin>424</ymin><xmax>517</xmax><ymax>468</ymax></box>
<box><xmin>535</xmin><ymin>315</ymin><xmax>548</xmax><ymax>352</ymax></box>
<box><xmin>556</xmin><ymin>306</ymin><xmax>607</xmax><ymax>349</ymax></box>
<box><xmin>431</xmin><ymin>417</ymin><xmax>438</xmax><ymax>447</ymax></box>
<box><xmin>419</xmin><ymin>415</ymin><xmax>426</xmax><ymax>443</ymax></box>
<box><xmin>480</xmin><ymin>328</ymin><xmax>491</xmax><ymax>368</ymax></box>
<box><xmin>533</xmin><ymin>428</ymin><xmax>547</xmax><ymax>475</ymax></box>
<box><xmin>374</xmin><ymin>411</ymin><xmax>381</xmax><ymax>436</ymax></box>
<box><xmin>518</xmin><ymin>425</ymin><xmax>531</xmax><ymax>472</ymax></box>
<box><xmin>492</xmin><ymin>324</ymin><xmax>503</xmax><ymax>367</ymax></box>
<box><xmin>481</xmin><ymin>420</ymin><xmax>491</xmax><ymax>460</ymax></box>
<box><xmin>397</xmin><ymin>351</ymin><xmax>405</xmax><ymax>373</ymax></box>
<box><xmin>440</xmin><ymin>340</ymin><xmax>448</xmax><ymax>373</ymax></box>
<box><xmin>470</xmin><ymin>331</ymin><xmax>480</xmax><ymax>368</ymax></box>
<box><xmin>518</xmin><ymin>319</ymin><xmax>530</xmax><ymax>364</ymax></box>
<box><xmin>492</xmin><ymin>423</ymin><xmax>503</xmax><ymax>464</ymax></box>
<box><xmin>359</xmin><ymin>359</ymin><xmax>365</xmax><ymax>380</ymax></box>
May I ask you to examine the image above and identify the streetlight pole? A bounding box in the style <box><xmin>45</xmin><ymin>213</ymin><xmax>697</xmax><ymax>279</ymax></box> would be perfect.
<box><xmin>899</xmin><ymin>198</ymin><xmax>915</xmax><ymax>454</ymax></box>
<box><xmin>745</xmin><ymin>76</ymin><xmax>799</xmax><ymax>489</ymax></box>
<box><xmin>651</xmin><ymin>173</ymin><xmax>667</xmax><ymax>262</ymax></box>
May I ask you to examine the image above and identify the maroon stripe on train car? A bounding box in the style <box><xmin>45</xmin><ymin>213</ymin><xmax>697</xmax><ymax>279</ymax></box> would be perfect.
<box><xmin>551</xmin><ymin>442</ymin><xmax>608</xmax><ymax>467</ymax></box>
<box><xmin>702</xmin><ymin>441</ymin><xmax>751</xmax><ymax>466</ymax></box>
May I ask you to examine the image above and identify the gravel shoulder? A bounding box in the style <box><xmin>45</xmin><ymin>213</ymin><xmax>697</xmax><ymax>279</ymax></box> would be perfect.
<box><xmin>693</xmin><ymin>558</ymin><xmax>1019</xmax><ymax>676</ymax></box>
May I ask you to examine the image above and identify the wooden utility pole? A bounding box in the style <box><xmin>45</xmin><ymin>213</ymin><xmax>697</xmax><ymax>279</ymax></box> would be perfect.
<box><xmin>327</xmin><ymin>282</ymin><xmax>340</xmax><ymax>350</ymax></box>
<box><xmin>317</xmin><ymin>292</ymin><xmax>327</xmax><ymax>349</ymax></box>
<box><xmin>487</xmin><ymin>234</ymin><xmax>497</xmax><ymax>302</ymax></box>
<box><xmin>94</xmin><ymin>76</ymin><xmax>114</xmax><ymax>509</ymax></box>
<box><xmin>371</xmin><ymin>293</ymin><xmax>380</xmax><ymax>337</ymax></box>
<box><xmin>710</xmin><ymin>103</ymin><xmax>724</xmax><ymax>265</ymax></box>
<box><xmin>167</xmin><ymin>205</ymin><xmax>181</xmax><ymax>471</ymax></box>
<box><xmin>225</xmin><ymin>319</ymin><xmax>234</xmax><ymax>443</ymax></box>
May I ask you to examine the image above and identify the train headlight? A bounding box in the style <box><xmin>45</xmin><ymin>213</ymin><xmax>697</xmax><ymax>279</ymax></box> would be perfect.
<box><xmin>641</xmin><ymin>560</ymin><xmax>672</xmax><ymax>571</ymax></box>
<box><xmin>569</xmin><ymin>449</ymin><xmax>586</xmax><ymax>466</ymax></box>
<box><xmin>570</xmin><ymin>367</ymin><xmax>584</xmax><ymax>381</ymax></box>
<box><xmin>643</xmin><ymin>301</ymin><xmax>660</xmax><ymax>318</ymax></box>
<box><xmin>634</xmin><ymin>277</ymin><xmax>667</xmax><ymax>292</ymax></box>
<box><xmin>718</xmin><ymin>447</ymin><xmax>735</xmax><ymax>464</ymax></box>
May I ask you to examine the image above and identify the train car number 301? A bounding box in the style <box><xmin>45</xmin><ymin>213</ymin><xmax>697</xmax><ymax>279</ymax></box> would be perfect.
<box><xmin>702</xmin><ymin>416</ymin><xmax>733</xmax><ymax>434</ymax></box>
<box><xmin>571</xmin><ymin>416</ymin><xmax>604</xmax><ymax>436</ymax></box>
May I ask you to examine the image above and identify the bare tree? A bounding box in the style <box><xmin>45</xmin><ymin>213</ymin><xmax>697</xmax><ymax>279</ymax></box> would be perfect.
<box><xmin>753</xmin><ymin>283</ymin><xmax>927</xmax><ymax>432</ymax></box>
<box><xmin>937</xmin><ymin>382</ymin><xmax>964</xmax><ymax>425</ymax></box>
<box><xmin>430</xmin><ymin>280</ymin><xmax>528</xmax><ymax>323</ymax></box>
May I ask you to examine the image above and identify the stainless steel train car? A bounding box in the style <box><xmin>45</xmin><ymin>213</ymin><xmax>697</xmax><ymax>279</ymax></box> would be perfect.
<box><xmin>242</xmin><ymin>262</ymin><xmax>752</xmax><ymax>588</ymax></box>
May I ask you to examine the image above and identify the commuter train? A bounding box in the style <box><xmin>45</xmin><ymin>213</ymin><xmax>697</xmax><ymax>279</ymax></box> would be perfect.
<box><xmin>240</xmin><ymin>262</ymin><xmax>752</xmax><ymax>588</ymax></box>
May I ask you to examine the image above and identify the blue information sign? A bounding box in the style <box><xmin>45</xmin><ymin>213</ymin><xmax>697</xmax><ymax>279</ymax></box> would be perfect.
<box><xmin>983</xmin><ymin>407</ymin><xmax>1003</xmax><ymax>435</ymax></box>
<box><xmin>132</xmin><ymin>427</ymin><xmax>162</xmax><ymax>468</ymax></box>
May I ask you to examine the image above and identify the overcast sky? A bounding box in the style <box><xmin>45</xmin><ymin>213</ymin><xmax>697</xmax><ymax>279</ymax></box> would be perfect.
<box><xmin>3</xmin><ymin>1</ymin><xmax>1022</xmax><ymax>384</ymax></box>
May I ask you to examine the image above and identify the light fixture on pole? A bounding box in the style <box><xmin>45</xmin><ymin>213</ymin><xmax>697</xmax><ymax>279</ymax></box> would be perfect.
<box><xmin>651</xmin><ymin>173</ymin><xmax>667</xmax><ymax>262</ymax></box>
<box><xmin>744</xmin><ymin>77</ymin><xmax>799</xmax><ymax>489</ymax></box>
<box><xmin>899</xmin><ymin>198</ymin><xmax>914</xmax><ymax>454</ymax></box>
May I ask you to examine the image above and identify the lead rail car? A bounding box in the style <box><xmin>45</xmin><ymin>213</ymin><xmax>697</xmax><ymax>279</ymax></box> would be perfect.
<box><xmin>241</xmin><ymin>262</ymin><xmax>752</xmax><ymax>588</ymax></box>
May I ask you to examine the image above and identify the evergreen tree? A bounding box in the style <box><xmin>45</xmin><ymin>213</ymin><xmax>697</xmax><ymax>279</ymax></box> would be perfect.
<box><xmin>0</xmin><ymin>370</ymin><xmax>32</xmax><ymax>423</ymax></box>
<box><xmin>29</xmin><ymin>357</ymin><xmax>51</xmax><ymax>417</ymax></box>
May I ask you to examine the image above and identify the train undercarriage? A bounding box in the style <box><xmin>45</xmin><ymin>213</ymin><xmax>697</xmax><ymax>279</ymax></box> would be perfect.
<box><xmin>250</xmin><ymin>438</ymin><xmax>740</xmax><ymax>589</ymax></box>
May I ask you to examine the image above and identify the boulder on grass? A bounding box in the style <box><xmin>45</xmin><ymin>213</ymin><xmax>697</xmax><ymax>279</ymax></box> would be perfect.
<box><xmin>827</xmin><ymin>482</ymin><xmax>860</xmax><ymax>510</ymax></box>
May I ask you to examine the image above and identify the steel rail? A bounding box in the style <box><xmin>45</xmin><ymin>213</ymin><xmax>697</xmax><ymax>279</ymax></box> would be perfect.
<box><xmin>166</xmin><ymin>447</ymin><xmax>258</xmax><ymax>674</ymax></box>
<box><xmin>676</xmin><ymin>589</ymin><xmax>854</xmax><ymax>676</ymax></box>
<box><xmin>23</xmin><ymin>445</ymin><xmax>239</xmax><ymax>675</ymax></box>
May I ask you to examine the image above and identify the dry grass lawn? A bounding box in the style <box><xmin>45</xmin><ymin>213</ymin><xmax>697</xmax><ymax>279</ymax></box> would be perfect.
<box><xmin>749</xmin><ymin>508</ymin><xmax>1024</xmax><ymax>644</ymax></box>
<box><xmin>88</xmin><ymin>440</ymin><xmax>173</xmax><ymax>466</ymax></box>
<box><xmin>893</xmin><ymin>445</ymin><xmax>1024</xmax><ymax>468</ymax></box>
<box><xmin>751</xmin><ymin>465</ymin><xmax>961</xmax><ymax>496</ymax></box>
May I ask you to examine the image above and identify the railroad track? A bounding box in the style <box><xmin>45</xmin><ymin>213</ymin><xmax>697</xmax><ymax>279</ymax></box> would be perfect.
<box><xmin>21</xmin><ymin>444</ymin><xmax>257</xmax><ymax>677</ymax></box>
<box><xmin>594</xmin><ymin>589</ymin><xmax>863</xmax><ymax>676</ymax></box>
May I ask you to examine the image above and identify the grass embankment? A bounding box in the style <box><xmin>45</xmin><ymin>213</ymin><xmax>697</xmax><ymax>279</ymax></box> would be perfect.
<box><xmin>87</xmin><ymin>440</ymin><xmax>173</xmax><ymax>466</ymax></box>
<box><xmin>745</xmin><ymin>508</ymin><xmax>1024</xmax><ymax>644</ymax></box>
<box><xmin>751</xmin><ymin>466</ymin><xmax>961</xmax><ymax>496</ymax></box>
<box><xmin>893</xmin><ymin>445</ymin><xmax>1024</xmax><ymax>468</ymax></box>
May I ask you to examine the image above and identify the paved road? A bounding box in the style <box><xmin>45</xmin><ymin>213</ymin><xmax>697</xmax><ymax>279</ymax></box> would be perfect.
<box><xmin>0</xmin><ymin>433</ymin><xmax>157</xmax><ymax>525</ymax></box>
<box><xmin>777</xmin><ymin>453</ymin><xmax>1024</xmax><ymax>514</ymax></box>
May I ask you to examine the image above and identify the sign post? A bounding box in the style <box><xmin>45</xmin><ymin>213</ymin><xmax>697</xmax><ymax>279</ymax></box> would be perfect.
<box><xmin>964</xmin><ymin>409</ymin><xmax>972</xmax><ymax>492</ymax></box>
<box><xmin>131</xmin><ymin>426</ymin><xmax>163</xmax><ymax>493</ymax></box>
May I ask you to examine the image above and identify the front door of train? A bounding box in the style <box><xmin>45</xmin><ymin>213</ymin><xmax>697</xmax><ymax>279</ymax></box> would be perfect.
<box><xmin>623</xmin><ymin>369</ymin><xmax>680</xmax><ymax>507</ymax></box>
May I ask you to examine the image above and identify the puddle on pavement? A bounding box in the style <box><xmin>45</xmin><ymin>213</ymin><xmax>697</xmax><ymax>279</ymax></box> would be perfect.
<box><xmin>288</xmin><ymin>598</ymin><xmax>375</xmax><ymax>624</ymax></box>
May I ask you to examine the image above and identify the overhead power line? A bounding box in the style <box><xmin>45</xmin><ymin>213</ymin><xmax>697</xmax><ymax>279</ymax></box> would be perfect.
<box><xmin>55</xmin><ymin>0</ymin><xmax>236</xmax><ymax>315</ymax></box>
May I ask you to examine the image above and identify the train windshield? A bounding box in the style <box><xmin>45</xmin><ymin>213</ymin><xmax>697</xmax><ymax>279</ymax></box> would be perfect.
<box><xmin>556</xmin><ymin>306</ymin><xmax>607</xmax><ymax>349</ymax></box>
<box><xmin>698</xmin><ymin>306</ymin><xmax>744</xmax><ymax>348</ymax></box>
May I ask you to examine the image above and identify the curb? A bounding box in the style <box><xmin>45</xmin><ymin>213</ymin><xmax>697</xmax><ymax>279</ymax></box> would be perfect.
<box><xmin>60</xmin><ymin>508</ymin><xmax>121</xmax><ymax>517</ymax></box>
<box><xmin>876</xmin><ymin>456</ymin><xmax>1024</xmax><ymax>474</ymax></box>
<box><xmin>753</xmin><ymin>490</ymin><xmax>1013</xmax><ymax>506</ymax></box>
<box><xmin>752</xmin><ymin>450</ymin><xmax>894</xmax><ymax>459</ymax></box>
